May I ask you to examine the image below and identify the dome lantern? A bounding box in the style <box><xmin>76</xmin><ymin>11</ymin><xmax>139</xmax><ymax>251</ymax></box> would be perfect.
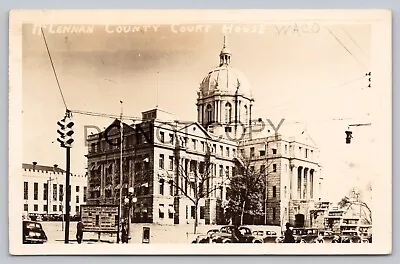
<box><xmin>219</xmin><ymin>35</ymin><xmax>231</xmax><ymax>66</ymax></box>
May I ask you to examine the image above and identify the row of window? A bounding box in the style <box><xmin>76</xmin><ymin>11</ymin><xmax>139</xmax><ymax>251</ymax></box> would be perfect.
<box><xmin>247</xmin><ymin>145</ymin><xmax>314</xmax><ymax>159</ymax></box>
<box><xmin>159</xmin><ymin>131</ymin><xmax>236</xmax><ymax>158</ymax></box>
<box><xmin>158</xmin><ymin>204</ymin><xmax>174</xmax><ymax>219</ymax></box>
<box><xmin>24</xmin><ymin>182</ymin><xmax>86</xmax><ymax>203</ymax></box>
<box><xmin>24</xmin><ymin>204</ymin><xmax>79</xmax><ymax>213</ymax></box>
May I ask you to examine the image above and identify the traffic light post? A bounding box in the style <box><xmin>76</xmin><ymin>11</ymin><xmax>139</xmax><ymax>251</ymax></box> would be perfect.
<box><xmin>57</xmin><ymin>110</ymin><xmax>74</xmax><ymax>244</ymax></box>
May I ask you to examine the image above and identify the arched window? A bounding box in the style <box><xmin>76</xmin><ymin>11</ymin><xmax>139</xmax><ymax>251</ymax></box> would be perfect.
<box><xmin>206</xmin><ymin>104</ymin><xmax>213</xmax><ymax>123</ymax></box>
<box><xmin>225</xmin><ymin>102</ymin><xmax>232</xmax><ymax>123</ymax></box>
<box><xmin>244</xmin><ymin>105</ymin><xmax>248</xmax><ymax>124</ymax></box>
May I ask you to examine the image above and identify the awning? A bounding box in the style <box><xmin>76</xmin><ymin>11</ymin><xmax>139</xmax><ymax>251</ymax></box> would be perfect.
<box><xmin>159</xmin><ymin>207</ymin><xmax>166</xmax><ymax>214</ymax></box>
<box><xmin>141</xmin><ymin>208</ymin><xmax>148</xmax><ymax>213</ymax></box>
<box><xmin>168</xmin><ymin>207</ymin><xmax>175</xmax><ymax>214</ymax></box>
<box><xmin>93</xmin><ymin>186</ymin><xmax>100</xmax><ymax>191</ymax></box>
<box><xmin>114</xmin><ymin>184</ymin><xmax>121</xmax><ymax>190</ymax></box>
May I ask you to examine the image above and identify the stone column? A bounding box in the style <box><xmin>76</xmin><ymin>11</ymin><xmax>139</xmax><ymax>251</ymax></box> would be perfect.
<box><xmin>100</xmin><ymin>164</ymin><xmax>105</xmax><ymax>199</ymax></box>
<box><xmin>304</xmin><ymin>168</ymin><xmax>309</xmax><ymax>200</ymax></box>
<box><xmin>220</xmin><ymin>100</ymin><xmax>223</xmax><ymax>124</ymax></box>
<box><xmin>310</xmin><ymin>170</ymin><xmax>314</xmax><ymax>199</ymax></box>
<box><xmin>297</xmin><ymin>167</ymin><xmax>302</xmax><ymax>200</ymax></box>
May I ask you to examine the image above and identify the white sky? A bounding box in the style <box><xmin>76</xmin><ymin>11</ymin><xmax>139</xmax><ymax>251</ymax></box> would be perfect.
<box><xmin>22</xmin><ymin>22</ymin><xmax>377</xmax><ymax>202</ymax></box>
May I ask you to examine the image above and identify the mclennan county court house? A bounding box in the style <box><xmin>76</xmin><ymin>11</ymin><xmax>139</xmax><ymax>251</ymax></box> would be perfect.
<box><xmin>86</xmin><ymin>41</ymin><xmax>323</xmax><ymax>228</ymax></box>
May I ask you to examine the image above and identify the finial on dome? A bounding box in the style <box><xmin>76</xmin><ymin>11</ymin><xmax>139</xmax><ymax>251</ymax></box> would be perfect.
<box><xmin>219</xmin><ymin>34</ymin><xmax>231</xmax><ymax>66</ymax></box>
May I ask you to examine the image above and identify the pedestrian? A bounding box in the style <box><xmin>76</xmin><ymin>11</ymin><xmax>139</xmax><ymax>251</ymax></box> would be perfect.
<box><xmin>121</xmin><ymin>223</ymin><xmax>128</xmax><ymax>243</ymax></box>
<box><xmin>283</xmin><ymin>222</ymin><xmax>295</xmax><ymax>243</ymax></box>
<box><xmin>76</xmin><ymin>219</ymin><xmax>84</xmax><ymax>244</ymax></box>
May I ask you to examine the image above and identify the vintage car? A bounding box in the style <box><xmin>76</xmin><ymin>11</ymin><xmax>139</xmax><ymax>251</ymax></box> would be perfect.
<box><xmin>340</xmin><ymin>230</ymin><xmax>362</xmax><ymax>243</ymax></box>
<box><xmin>252</xmin><ymin>230</ymin><xmax>279</xmax><ymax>243</ymax></box>
<box><xmin>292</xmin><ymin>228</ymin><xmax>320</xmax><ymax>243</ymax></box>
<box><xmin>191</xmin><ymin>234</ymin><xmax>211</xmax><ymax>244</ymax></box>
<box><xmin>22</xmin><ymin>220</ymin><xmax>47</xmax><ymax>244</ymax></box>
<box><xmin>358</xmin><ymin>226</ymin><xmax>372</xmax><ymax>243</ymax></box>
<box><xmin>210</xmin><ymin>225</ymin><xmax>258</xmax><ymax>243</ymax></box>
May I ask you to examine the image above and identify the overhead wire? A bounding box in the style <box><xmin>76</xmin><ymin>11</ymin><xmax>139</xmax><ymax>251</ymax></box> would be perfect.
<box><xmin>41</xmin><ymin>27</ymin><xmax>68</xmax><ymax>110</ymax></box>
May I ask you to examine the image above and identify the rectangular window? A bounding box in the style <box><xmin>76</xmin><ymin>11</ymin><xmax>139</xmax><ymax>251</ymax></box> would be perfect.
<box><xmin>43</xmin><ymin>204</ymin><xmax>48</xmax><ymax>212</ymax></box>
<box><xmin>159</xmin><ymin>180</ymin><xmax>164</xmax><ymax>195</ymax></box>
<box><xmin>285</xmin><ymin>144</ymin><xmax>288</xmax><ymax>154</ymax></box>
<box><xmin>226</xmin><ymin>147</ymin><xmax>230</xmax><ymax>157</ymax></box>
<box><xmin>158</xmin><ymin>204</ymin><xmax>165</xmax><ymax>219</ymax></box>
<box><xmin>169</xmin><ymin>156</ymin><xmax>174</xmax><ymax>170</ymax></box>
<box><xmin>24</xmin><ymin>182</ymin><xmax>28</xmax><ymax>200</ymax></box>
<box><xmin>260</xmin><ymin>150</ymin><xmax>265</xmax><ymax>156</ymax></box>
<box><xmin>250</xmin><ymin>147</ymin><xmax>255</xmax><ymax>157</ymax></box>
<box><xmin>226</xmin><ymin>166</ymin><xmax>230</xmax><ymax>178</ymax></box>
<box><xmin>160</xmin><ymin>131</ymin><xmax>165</xmax><ymax>143</ymax></box>
<box><xmin>76</xmin><ymin>196</ymin><xmax>80</xmax><ymax>203</ymax></box>
<box><xmin>168</xmin><ymin>205</ymin><xmax>174</xmax><ymax>219</ymax></box>
<box><xmin>305</xmin><ymin>149</ymin><xmax>308</xmax><ymax>158</ymax></box>
<box><xmin>191</xmin><ymin>206</ymin><xmax>196</xmax><ymax>219</ymax></box>
<box><xmin>232</xmin><ymin>149</ymin><xmax>236</xmax><ymax>156</ymax></box>
<box><xmin>24</xmin><ymin>204</ymin><xmax>28</xmax><ymax>211</ymax></box>
<box><xmin>273</xmin><ymin>164</ymin><xmax>277</xmax><ymax>172</ymax></box>
<box><xmin>59</xmin><ymin>185</ymin><xmax>64</xmax><ymax>201</ymax></box>
<box><xmin>219</xmin><ymin>165</ymin><xmax>224</xmax><ymax>177</ymax></box>
<box><xmin>159</xmin><ymin>154</ymin><xmax>164</xmax><ymax>169</ymax></box>
<box><xmin>201</xmin><ymin>141</ymin><xmax>205</xmax><ymax>152</ymax></box>
<box><xmin>34</xmin><ymin>182</ymin><xmax>38</xmax><ymax>200</ymax></box>
<box><xmin>272</xmin><ymin>148</ymin><xmax>277</xmax><ymax>154</ymax></box>
<box><xmin>272</xmin><ymin>208</ymin><xmax>276</xmax><ymax>220</ymax></box>
<box><xmin>250</xmin><ymin>166</ymin><xmax>255</xmax><ymax>173</ymax></box>
<box><xmin>192</xmin><ymin>139</ymin><xmax>196</xmax><ymax>150</ymax></box>
<box><xmin>169</xmin><ymin>133</ymin><xmax>174</xmax><ymax>145</ymax></box>
<box><xmin>76</xmin><ymin>186</ymin><xmax>80</xmax><ymax>192</ymax></box>
<box><xmin>213</xmin><ymin>144</ymin><xmax>216</xmax><ymax>153</ymax></box>
<box><xmin>34</xmin><ymin>204</ymin><xmax>38</xmax><ymax>211</ymax></box>
<box><xmin>220</xmin><ymin>146</ymin><xmax>223</xmax><ymax>156</ymax></box>
<box><xmin>260</xmin><ymin>165</ymin><xmax>265</xmax><ymax>174</ymax></box>
<box><xmin>59</xmin><ymin>205</ymin><xmax>63</xmax><ymax>212</ymax></box>
<box><xmin>186</xmin><ymin>205</ymin><xmax>189</xmax><ymax>219</ymax></box>
<box><xmin>273</xmin><ymin>186</ymin><xmax>277</xmax><ymax>198</ymax></box>
<box><xmin>200</xmin><ymin>206</ymin><xmax>205</xmax><ymax>219</ymax></box>
<box><xmin>53</xmin><ymin>184</ymin><xmax>57</xmax><ymax>201</ymax></box>
<box><xmin>83</xmin><ymin>187</ymin><xmax>87</xmax><ymax>202</ymax></box>
<box><xmin>43</xmin><ymin>183</ymin><xmax>49</xmax><ymax>200</ymax></box>
<box><xmin>76</xmin><ymin>206</ymin><xmax>79</xmax><ymax>213</ymax></box>
<box><xmin>169</xmin><ymin>180</ymin><xmax>174</xmax><ymax>196</ymax></box>
<box><xmin>225</xmin><ymin>126</ymin><xmax>232</xmax><ymax>133</ymax></box>
<box><xmin>284</xmin><ymin>186</ymin><xmax>287</xmax><ymax>198</ymax></box>
<box><xmin>53</xmin><ymin>205</ymin><xmax>57</xmax><ymax>212</ymax></box>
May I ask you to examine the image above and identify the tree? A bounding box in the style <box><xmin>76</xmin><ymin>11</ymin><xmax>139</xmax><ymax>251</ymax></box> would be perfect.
<box><xmin>162</xmin><ymin>144</ymin><xmax>230</xmax><ymax>234</ymax></box>
<box><xmin>224</xmin><ymin>152</ymin><xmax>270</xmax><ymax>225</ymax></box>
<box><xmin>338</xmin><ymin>188</ymin><xmax>372</xmax><ymax>225</ymax></box>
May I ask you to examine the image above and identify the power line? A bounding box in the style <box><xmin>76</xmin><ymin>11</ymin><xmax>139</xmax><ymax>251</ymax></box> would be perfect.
<box><xmin>41</xmin><ymin>27</ymin><xmax>68</xmax><ymax>110</ymax></box>
<box><xmin>340</xmin><ymin>27</ymin><xmax>368</xmax><ymax>59</ymax></box>
<box><xmin>325</xmin><ymin>25</ymin><xmax>367</xmax><ymax>70</ymax></box>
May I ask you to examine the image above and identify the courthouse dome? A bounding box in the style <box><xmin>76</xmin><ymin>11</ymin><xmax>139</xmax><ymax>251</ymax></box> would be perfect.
<box><xmin>199</xmin><ymin>65</ymin><xmax>253</xmax><ymax>99</ymax></box>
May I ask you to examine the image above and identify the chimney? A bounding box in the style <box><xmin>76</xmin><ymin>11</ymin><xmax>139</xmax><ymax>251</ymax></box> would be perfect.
<box><xmin>32</xmin><ymin>162</ymin><xmax>37</xmax><ymax>171</ymax></box>
<box><xmin>53</xmin><ymin>164</ymin><xmax>58</xmax><ymax>169</ymax></box>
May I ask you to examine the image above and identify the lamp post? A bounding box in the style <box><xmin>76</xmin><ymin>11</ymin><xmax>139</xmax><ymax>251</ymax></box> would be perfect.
<box><xmin>124</xmin><ymin>187</ymin><xmax>137</xmax><ymax>243</ymax></box>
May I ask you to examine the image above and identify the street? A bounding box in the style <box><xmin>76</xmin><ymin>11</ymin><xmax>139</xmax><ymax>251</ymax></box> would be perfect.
<box><xmin>39</xmin><ymin>221</ymin><xmax>281</xmax><ymax>244</ymax></box>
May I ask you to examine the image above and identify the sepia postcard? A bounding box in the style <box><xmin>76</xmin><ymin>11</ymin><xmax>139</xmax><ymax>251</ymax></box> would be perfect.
<box><xmin>9</xmin><ymin>9</ymin><xmax>392</xmax><ymax>255</ymax></box>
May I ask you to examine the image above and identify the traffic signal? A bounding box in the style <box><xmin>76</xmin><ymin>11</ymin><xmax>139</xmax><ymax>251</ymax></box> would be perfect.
<box><xmin>64</xmin><ymin>116</ymin><xmax>75</xmax><ymax>147</ymax></box>
<box><xmin>57</xmin><ymin>118</ymin><xmax>66</xmax><ymax>147</ymax></box>
<box><xmin>345</xmin><ymin>130</ymin><xmax>353</xmax><ymax>144</ymax></box>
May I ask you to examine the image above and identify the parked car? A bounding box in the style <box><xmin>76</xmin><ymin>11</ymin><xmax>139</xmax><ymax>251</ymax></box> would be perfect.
<box><xmin>22</xmin><ymin>220</ymin><xmax>47</xmax><ymax>244</ymax></box>
<box><xmin>191</xmin><ymin>234</ymin><xmax>211</xmax><ymax>244</ymax></box>
<box><xmin>292</xmin><ymin>228</ymin><xmax>320</xmax><ymax>243</ymax></box>
<box><xmin>252</xmin><ymin>230</ymin><xmax>279</xmax><ymax>243</ymax></box>
<box><xmin>340</xmin><ymin>230</ymin><xmax>362</xmax><ymax>243</ymax></box>
<box><xmin>210</xmin><ymin>225</ymin><xmax>258</xmax><ymax>243</ymax></box>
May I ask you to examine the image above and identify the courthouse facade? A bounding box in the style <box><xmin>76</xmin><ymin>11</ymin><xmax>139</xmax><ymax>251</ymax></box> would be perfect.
<box><xmin>86</xmin><ymin>40</ymin><xmax>323</xmax><ymax>227</ymax></box>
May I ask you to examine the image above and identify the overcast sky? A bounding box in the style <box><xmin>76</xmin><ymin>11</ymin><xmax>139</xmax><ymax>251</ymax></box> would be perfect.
<box><xmin>22</xmin><ymin>22</ymin><xmax>377</xmax><ymax>202</ymax></box>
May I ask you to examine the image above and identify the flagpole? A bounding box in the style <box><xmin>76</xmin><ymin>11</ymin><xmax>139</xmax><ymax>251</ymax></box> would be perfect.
<box><xmin>118</xmin><ymin>100</ymin><xmax>123</xmax><ymax>243</ymax></box>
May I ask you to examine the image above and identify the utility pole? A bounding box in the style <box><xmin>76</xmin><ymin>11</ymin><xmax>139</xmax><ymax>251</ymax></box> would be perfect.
<box><xmin>56</xmin><ymin>110</ymin><xmax>74</xmax><ymax>244</ymax></box>
<box><xmin>46</xmin><ymin>177</ymin><xmax>53</xmax><ymax>218</ymax></box>
<box><xmin>117</xmin><ymin>101</ymin><xmax>123</xmax><ymax>243</ymax></box>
